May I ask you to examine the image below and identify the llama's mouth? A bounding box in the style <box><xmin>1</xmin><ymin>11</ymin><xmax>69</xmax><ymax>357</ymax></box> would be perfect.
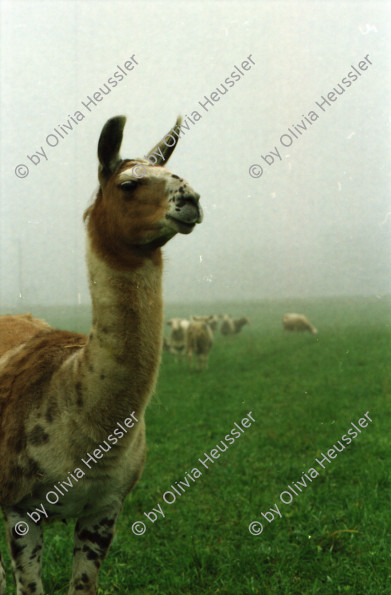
<box><xmin>165</xmin><ymin>215</ymin><xmax>196</xmax><ymax>234</ymax></box>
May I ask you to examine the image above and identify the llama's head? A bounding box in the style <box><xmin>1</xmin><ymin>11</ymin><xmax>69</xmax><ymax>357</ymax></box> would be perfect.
<box><xmin>85</xmin><ymin>116</ymin><xmax>202</xmax><ymax>260</ymax></box>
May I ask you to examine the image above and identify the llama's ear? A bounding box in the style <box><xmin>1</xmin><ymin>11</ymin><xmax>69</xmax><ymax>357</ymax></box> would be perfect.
<box><xmin>98</xmin><ymin>115</ymin><xmax>126</xmax><ymax>186</ymax></box>
<box><xmin>146</xmin><ymin>116</ymin><xmax>181</xmax><ymax>166</ymax></box>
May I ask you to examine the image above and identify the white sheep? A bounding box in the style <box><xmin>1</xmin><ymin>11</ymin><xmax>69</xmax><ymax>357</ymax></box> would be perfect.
<box><xmin>166</xmin><ymin>318</ymin><xmax>189</xmax><ymax>361</ymax></box>
<box><xmin>282</xmin><ymin>313</ymin><xmax>318</xmax><ymax>334</ymax></box>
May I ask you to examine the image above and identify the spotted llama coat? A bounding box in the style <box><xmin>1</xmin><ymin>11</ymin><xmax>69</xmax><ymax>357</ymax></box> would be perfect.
<box><xmin>0</xmin><ymin>115</ymin><xmax>202</xmax><ymax>594</ymax></box>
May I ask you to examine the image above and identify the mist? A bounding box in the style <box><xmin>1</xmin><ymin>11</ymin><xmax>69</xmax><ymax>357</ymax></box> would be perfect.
<box><xmin>1</xmin><ymin>0</ymin><xmax>390</xmax><ymax>308</ymax></box>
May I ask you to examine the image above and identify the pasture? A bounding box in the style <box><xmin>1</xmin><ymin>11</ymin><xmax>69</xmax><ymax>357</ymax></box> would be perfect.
<box><xmin>0</xmin><ymin>296</ymin><xmax>390</xmax><ymax>593</ymax></box>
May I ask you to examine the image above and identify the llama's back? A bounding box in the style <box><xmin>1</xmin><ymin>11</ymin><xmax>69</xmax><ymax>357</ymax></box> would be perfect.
<box><xmin>0</xmin><ymin>314</ymin><xmax>53</xmax><ymax>358</ymax></box>
<box><xmin>0</xmin><ymin>326</ymin><xmax>88</xmax><ymax>505</ymax></box>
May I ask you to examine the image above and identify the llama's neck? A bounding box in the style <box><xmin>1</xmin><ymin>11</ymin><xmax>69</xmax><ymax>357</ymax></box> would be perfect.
<box><xmin>73</xmin><ymin>239</ymin><xmax>163</xmax><ymax>433</ymax></box>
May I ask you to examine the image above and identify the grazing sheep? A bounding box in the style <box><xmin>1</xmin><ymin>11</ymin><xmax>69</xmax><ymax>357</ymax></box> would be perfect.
<box><xmin>233</xmin><ymin>317</ymin><xmax>250</xmax><ymax>334</ymax></box>
<box><xmin>283</xmin><ymin>313</ymin><xmax>318</xmax><ymax>334</ymax></box>
<box><xmin>166</xmin><ymin>318</ymin><xmax>189</xmax><ymax>362</ymax></box>
<box><xmin>186</xmin><ymin>319</ymin><xmax>214</xmax><ymax>371</ymax></box>
<box><xmin>220</xmin><ymin>315</ymin><xmax>250</xmax><ymax>336</ymax></box>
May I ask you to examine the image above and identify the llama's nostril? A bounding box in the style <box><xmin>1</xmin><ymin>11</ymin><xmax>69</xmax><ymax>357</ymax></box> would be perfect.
<box><xmin>173</xmin><ymin>191</ymin><xmax>201</xmax><ymax>209</ymax></box>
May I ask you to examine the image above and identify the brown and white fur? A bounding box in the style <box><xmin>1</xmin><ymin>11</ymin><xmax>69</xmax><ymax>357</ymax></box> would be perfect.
<box><xmin>0</xmin><ymin>115</ymin><xmax>202</xmax><ymax>595</ymax></box>
<box><xmin>0</xmin><ymin>314</ymin><xmax>52</xmax><ymax>358</ymax></box>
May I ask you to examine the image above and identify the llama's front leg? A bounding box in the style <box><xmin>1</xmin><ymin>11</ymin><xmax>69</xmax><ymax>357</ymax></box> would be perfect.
<box><xmin>3</xmin><ymin>508</ymin><xmax>44</xmax><ymax>595</ymax></box>
<box><xmin>68</xmin><ymin>508</ymin><xmax>120</xmax><ymax>595</ymax></box>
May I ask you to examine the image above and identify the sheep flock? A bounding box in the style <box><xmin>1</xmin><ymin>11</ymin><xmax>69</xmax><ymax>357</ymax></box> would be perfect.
<box><xmin>163</xmin><ymin>312</ymin><xmax>318</xmax><ymax>371</ymax></box>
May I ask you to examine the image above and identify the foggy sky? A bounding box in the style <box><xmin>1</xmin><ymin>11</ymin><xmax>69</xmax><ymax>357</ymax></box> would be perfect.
<box><xmin>1</xmin><ymin>0</ymin><xmax>390</xmax><ymax>307</ymax></box>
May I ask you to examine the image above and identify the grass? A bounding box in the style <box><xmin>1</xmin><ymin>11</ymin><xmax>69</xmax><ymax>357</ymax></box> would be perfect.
<box><xmin>1</xmin><ymin>296</ymin><xmax>390</xmax><ymax>593</ymax></box>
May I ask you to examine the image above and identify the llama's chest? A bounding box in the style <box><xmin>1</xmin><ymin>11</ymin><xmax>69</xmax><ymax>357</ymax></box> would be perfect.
<box><xmin>21</xmin><ymin>433</ymin><xmax>146</xmax><ymax>522</ymax></box>
<box><xmin>25</xmin><ymin>473</ymin><xmax>126</xmax><ymax>522</ymax></box>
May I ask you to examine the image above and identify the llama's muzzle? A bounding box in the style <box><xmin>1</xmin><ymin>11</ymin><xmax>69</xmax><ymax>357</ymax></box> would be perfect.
<box><xmin>166</xmin><ymin>192</ymin><xmax>203</xmax><ymax>234</ymax></box>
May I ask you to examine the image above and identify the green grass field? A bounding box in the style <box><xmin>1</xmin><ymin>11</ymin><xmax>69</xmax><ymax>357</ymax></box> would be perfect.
<box><xmin>1</xmin><ymin>296</ymin><xmax>390</xmax><ymax>594</ymax></box>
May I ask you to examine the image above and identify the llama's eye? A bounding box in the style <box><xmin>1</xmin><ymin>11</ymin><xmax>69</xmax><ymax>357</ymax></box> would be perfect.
<box><xmin>119</xmin><ymin>181</ymin><xmax>139</xmax><ymax>192</ymax></box>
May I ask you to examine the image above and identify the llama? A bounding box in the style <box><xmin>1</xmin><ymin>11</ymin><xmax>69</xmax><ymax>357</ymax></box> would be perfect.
<box><xmin>0</xmin><ymin>115</ymin><xmax>202</xmax><ymax>595</ymax></box>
